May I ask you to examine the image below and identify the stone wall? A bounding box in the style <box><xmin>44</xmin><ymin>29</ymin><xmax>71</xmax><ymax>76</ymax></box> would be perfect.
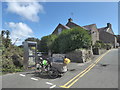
<box><xmin>65</xmin><ymin>49</ymin><xmax>93</xmax><ymax>63</ymax></box>
<box><xmin>92</xmin><ymin>48</ymin><xmax>107</xmax><ymax>55</ymax></box>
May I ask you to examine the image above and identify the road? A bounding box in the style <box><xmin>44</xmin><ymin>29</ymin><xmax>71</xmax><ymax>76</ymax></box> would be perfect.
<box><xmin>2</xmin><ymin>49</ymin><xmax>118</xmax><ymax>88</ymax></box>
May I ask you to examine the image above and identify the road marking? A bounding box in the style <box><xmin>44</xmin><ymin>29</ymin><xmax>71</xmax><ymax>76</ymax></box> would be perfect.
<box><xmin>46</xmin><ymin>82</ymin><xmax>53</xmax><ymax>85</ymax></box>
<box><xmin>19</xmin><ymin>74</ymin><xmax>26</xmax><ymax>77</ymax></box>
<box><xmin>77</xmin><ymin>63</ymin><xmax>84</xmax><ymax>66</ymax></box>
<box><xmin>46</xmin><ymin>82</ymin><xmax>56</xmax><ymax>88</ymax></box>
<box><xmin>63</xmin><ymin>63</ymin><xmax>94</xmax><ymax>86</ymax></box>
<box><xmin>60</xmin><ymin>50</ymin><xmax>111</xmax><ymax>88</ymax></box>
<box><xmin>50</xmin><ymin>85</ymin><xmax>56</xmax><ymax>88</ymax></box>
<box><xmin>67</xmin><ymin>64</ymin><xmax>96</xmax><ymax>88</ymax></box>
<box><xmin>31</xmin><ymin>78</ymin><xmax>38</xmax><ymax>81</ymax></box>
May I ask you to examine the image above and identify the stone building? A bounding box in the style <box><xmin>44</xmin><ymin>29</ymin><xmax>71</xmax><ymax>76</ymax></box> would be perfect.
<box><xmin>98</xmin><ymin>23</ymin><xmax>117</xmax><ymax>48</ymax></box>
<box><xmin>82</xmin><ymin>24</ymin><xmax>99</xmax><ymax>45</ymax></box>
<box><xmin>52</xmin><ymin>18</ymin><xmax>117</xmax><ymax>47</ymax></box>
<box><xmin>52</xmin><ymin>23</ymin><xmax>70</xmax><ymax>35</ymax></box>
<box><xmin>116</xmin><ymin>35</ymin><xmax>120</xmax><ymax>46</ymax></box>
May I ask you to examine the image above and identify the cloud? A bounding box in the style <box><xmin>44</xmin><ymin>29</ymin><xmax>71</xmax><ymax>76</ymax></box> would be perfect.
<box><xmin>7</xmin><ymin>22</ymin><xmax>34</xmax><ymax>45</ymax></box>
<box><xmin>7</xmin><ymin>2</ymin><xmax>44</xmax><ymax>22</ymax></box>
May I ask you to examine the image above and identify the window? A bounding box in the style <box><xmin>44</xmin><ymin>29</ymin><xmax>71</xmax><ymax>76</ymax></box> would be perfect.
<box><xmin>58</xmin><ymin>28</ymin><xmax>62</xmax><ymax>34</ymax></box>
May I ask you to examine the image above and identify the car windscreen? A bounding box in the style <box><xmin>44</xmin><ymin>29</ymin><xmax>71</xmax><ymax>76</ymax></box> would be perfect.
<box><xmin>52</xmin><ymin>58</ymin><xmax>63</xmax><ymax>62</ymax></box>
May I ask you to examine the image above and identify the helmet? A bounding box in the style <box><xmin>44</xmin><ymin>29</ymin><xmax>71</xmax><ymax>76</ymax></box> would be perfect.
<box><xmin>42</xmin><ymin>60</ymin><xmax>48</xmax><ymax>65</ymax></box>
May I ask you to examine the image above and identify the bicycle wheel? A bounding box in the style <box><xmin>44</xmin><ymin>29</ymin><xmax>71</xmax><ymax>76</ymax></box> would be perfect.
<box><xmin>48</xmin><ymin>67</ymin><xmax>59</xmax><ymax>79</ymax></box>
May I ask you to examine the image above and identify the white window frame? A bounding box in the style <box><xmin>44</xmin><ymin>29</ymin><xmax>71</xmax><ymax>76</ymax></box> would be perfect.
<box><xmin>58</xmin><ymin>28</ymin><xmax>62</xmax><ymax>34</ymax></box>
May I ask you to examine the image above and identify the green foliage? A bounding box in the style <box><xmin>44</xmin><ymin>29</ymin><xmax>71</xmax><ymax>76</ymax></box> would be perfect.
<box><xmin>93</xmin><ymin>40</ymin><xmax>107</xmax><ymax>49</ymax></box>
<box><xmin>14</xmin><ymin>68</ymin><xmax>23</xmax><ymax>72</ymax></box>
<box><xmin>106</xmin><ymin>43</ymin><xmax>112</xmax><ymax>50</ymax></box>
<box><xmin>38</xmin><ymin>34</ymin><xmax>57</xmax><ymax>52</ymax></box>
<box><xmin>2</xmin><ymin>46</ymin><xmax>24</xmax><ymax>73</ymax></box>
<box><xmin>2</xmin><ymin>67</ymin><xmax>23</xmax><ymax>74</ymax></box>
<box><xmin>52</xmin><ymin>27</ymin><xmax>92</xmax><ymax>53</ymax></box>
<box><xmin>93</xmin><ymin>41</ymin><xmax>101</xmax><ymax>48</ymax></box>
<box><xmin>25</xmin><ymin>37</ymin><xmax>39</xmax><ymax>42</ymax></box>
<box><xmin>1</xmin><ymin>30</ymin><xmax>11</xmax><ymax>48</ymax></box>
<box><xmin>0</xmin><ymin>30</ymin><xmax>24</xmax><ymax>74</ymax></box>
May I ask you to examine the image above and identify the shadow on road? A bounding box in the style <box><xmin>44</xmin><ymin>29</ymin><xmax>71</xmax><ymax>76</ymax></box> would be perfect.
<box><xmin>25</xmin><ymin>71</ymin><xmax>62</xmax><ymax>79</ymax></box>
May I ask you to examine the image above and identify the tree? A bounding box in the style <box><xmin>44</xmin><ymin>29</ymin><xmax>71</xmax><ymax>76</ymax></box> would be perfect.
<box><xmin>1</xmin><ymin>30</ymin><xmax>24</xmax><ymax>73</ymax></box>
<box><xmin>1</xmin><ymin>30</ymin><xmax>11</xmax><ymax>48</ymax></box>
<box><xmin>1</xmin><ymin>30</ymin><xmax>5</xmax><ymax>37</ymax></box>
<box><xmin>25</xmin><ymin>37</ymin><xmax>39</xmax><ymax>42</ymax></box>
<box><xmin>6</xmin><ymin>30</ymin><xmax>10</xmax><ymax>39</ymax></box>
<box><xmin>52</xmin><ymin>27</ymin><xmax>92</xmax><ymax>53</ymax></box>
<box><xmin>38</xmin><ymin>35</ymin><xmax>57</xmax><ymax>53</ymax></box>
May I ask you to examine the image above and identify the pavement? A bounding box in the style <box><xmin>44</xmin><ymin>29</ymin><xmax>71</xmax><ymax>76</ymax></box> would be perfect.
<box><xmin>1</xmin><ymin>48</ymin><xmax>119</xmax><ymax>88</ymax></box>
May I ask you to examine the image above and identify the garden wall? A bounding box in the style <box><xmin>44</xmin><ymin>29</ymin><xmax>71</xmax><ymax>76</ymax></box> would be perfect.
<box><xmin>92</xmin><ymin>48</ymin><xmax>107</xmax><ymax>55</ymax></box>
<box><xmin>65</xmin><ymin>49</ymin><xmax>93</xmax><ymax>63</ymax></box>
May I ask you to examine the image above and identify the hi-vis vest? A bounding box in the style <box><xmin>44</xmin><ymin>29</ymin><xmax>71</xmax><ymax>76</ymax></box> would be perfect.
<box><xmin>64</xmin><ymin>58</ymin><xmax>71</xmax><ymax>64</ymax></box>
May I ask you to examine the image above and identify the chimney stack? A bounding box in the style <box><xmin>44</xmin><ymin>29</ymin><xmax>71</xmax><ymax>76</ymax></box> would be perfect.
<box><xmin>107</xmin><ymin>23</ymin><xmax>112</xmax><ymax>28</ymax></box>
<box><xmin>68</xmin><ymin>18</ymin><xmax>73</xmax><ymax>22</ymax></box>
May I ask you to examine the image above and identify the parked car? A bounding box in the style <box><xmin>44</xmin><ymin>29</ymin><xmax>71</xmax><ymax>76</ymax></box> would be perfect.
<box><xmin>35</xmin><ymin>56</ymin><xmax>70</xmax><ymax>78</ymax></box>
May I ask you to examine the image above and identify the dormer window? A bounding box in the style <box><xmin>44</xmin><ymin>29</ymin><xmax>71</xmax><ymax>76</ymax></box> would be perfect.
<box><xmin>58</xmin><ymin>28</ymin><xmax>62</xmax><ymax>34</ymax></box>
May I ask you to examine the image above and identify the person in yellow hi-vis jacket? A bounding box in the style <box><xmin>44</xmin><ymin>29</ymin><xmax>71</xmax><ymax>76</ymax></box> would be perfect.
<box><xmin>64</xmin><ymin>57</ymin><xmax>71</xmax><ymax>64</ymax></box>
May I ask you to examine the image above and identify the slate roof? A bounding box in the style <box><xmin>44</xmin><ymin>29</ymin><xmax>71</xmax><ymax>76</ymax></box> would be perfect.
<box><xmin>66</xmin><ymin>21</ymin><xmax>82</xmax><ymax>28</ymax></box>
<box><xmin>98</xmin><ymin>26</ymin><xmax>114</xmax><ymax>35</ymax></box>
<box><xmin>52</xmin><ymin>23</ymin><xmax>70</xmax><ymax>34</ymax></box>
<box><xmin>61</xmin><ymin>24</ymin><xmax>71</xmax><ymax>29</ymax></box>
<box><xmin>98</xmin><ymin>27</ymin><xmax>108</xmax><ymax>32</ymax></box>
<box><xmin>82</xmin><ymin>24</ymin><xmax>97</xmax><ymax>31</ymax></box>
<box><xmin>52</xmin><ymin>18</ymin><xmax>114</xmax><ymax>36</ymax></box>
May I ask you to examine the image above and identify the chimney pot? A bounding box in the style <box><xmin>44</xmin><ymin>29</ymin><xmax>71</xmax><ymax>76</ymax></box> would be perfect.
<box><xmin>107</xmin><ymin>23</ymin><xmax>112</xmax><ymax>28</ymax></box>
<box><xmin>68</xmin><ymin>18</ymin><xmax>73</xmax><ymax>22</ymax></box>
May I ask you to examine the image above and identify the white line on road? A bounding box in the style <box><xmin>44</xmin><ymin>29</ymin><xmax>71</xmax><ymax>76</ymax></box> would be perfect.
<box><xmin>46</xmin><ymin>82</ymin><xmax>53</xmax><ymax>85</ymax></box>
<box><xmin>19</xmin><ymin>74</ymin><xmax>26</xmax><ymax>77</ymax></box>
<box><xmin>31</xmin><ymin>78</ymin><xmax>38</xmax><ymax>81</ymax></box>
<box><xmin>77</xmin><ymin>63</ymin><xmax>84</xmax><ymax>66</ymax></box>
<box><xmin>50</xmin><ymin>85</ymin><xmax>56</xmax><ymax>88</ymax></box>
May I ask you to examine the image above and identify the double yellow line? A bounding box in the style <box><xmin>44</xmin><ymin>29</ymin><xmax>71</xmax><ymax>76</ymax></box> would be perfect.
<box><xmin>60</xmin><ymin>50</ymin><xmax>111</xmax><ymax>88</ymax></box>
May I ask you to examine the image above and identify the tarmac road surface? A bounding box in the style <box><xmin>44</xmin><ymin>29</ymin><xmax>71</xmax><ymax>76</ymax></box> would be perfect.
<box><xmin>2</xmin><ymin>49</ymin><xmax>118</xmax><ymax>88</ymax></box>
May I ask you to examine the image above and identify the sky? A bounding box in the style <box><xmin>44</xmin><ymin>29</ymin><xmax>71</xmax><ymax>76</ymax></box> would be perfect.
<box><xmin>1</xmin><ymin>2</ymin><xmax>118</xmax><ymax>45</ymax></box>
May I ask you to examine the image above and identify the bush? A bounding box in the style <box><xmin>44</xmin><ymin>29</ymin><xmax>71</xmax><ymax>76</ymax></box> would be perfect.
<box><xmin>52</xmin><ymin>27</ymin><xmax>92</xmax><ymax>53</ymax></box>
<box><xmin>93</xmin><ymin>40</ymin><xmax>106</xmax><ymax>49</ymax></box>
<box><xmin>2</xmin><ymin>46</ymin><xmax>24</xmax><ymax>73</ymax></box>
<box><xmin>1</xmin><ymin>30</ymin><xmax>24</xmax><ymax>74</ymax></box>
<box><xmin>14</xmin><ymin>68</ymin><xmax>23</xmax><ymax>72</ymax></box>
<box><xmin>106</xmin><ymin>43</ymin><xmax>112</xmax><ymax>50</ymax></box>
<box><xmin>2</xmin><ymin>64</ymin><xmax>16</xmax><ymax>73</ymax></box>
<box><xmin>38</xmin><ymin>34</ymin><xmax>57</xmax><ymax>52</ymax></box>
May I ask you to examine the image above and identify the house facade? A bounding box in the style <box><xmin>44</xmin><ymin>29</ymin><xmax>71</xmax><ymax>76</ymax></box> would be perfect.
<box><xmin>82</xmin><ymin>24</ymin><xmax>99</xmax><ymax>45</ymax></box>
<box><xmin>98</xmin><ymin>23</ymin><xmax>117</xmax><ymax>48</ymax></box>
<box><xmin>52</xmin><ymin>18</ymin><xmax>117</xmax><ymax>47</ymax></box>
<box><xmin>116</xmin><ymin>35</ymin><xmax>120</xmax><ymax>46</ymax></box>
